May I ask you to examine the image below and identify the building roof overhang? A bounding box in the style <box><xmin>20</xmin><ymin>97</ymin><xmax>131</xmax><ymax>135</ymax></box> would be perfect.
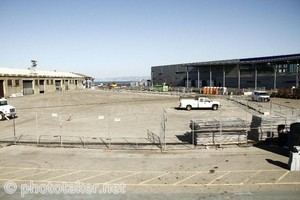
<box><xmin>152</xmin><ymin>53</ymin><xmax>300</xmax><ymax>68</ymax></box>
<box><xmin>0</xmin><ymin>67</ymin><xmax>91</xmax><ymax>79</ymax></box>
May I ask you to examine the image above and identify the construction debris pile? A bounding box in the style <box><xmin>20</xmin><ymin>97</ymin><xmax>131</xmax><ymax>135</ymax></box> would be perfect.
<box><xmin>249</xmin><ymin>115</ymin><xmax>300</xmax><ymax>141</ymax></box>
<box><xmin>190</xmin><ymin>117</ymin><xmax>248</xmax><ymax>146</ymax></box>
<box><xmin>271</xmin><ymin>87</ymin><xmax>300</xmax><ymax>99</ymax></box>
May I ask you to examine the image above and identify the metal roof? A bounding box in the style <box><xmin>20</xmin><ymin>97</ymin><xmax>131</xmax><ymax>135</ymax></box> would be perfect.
<box><xmin>239</xmin><ymin>53</ymin><xmax>300</xmax><ymax>64</ymax></box>
<box><xmin>152</xmin><ymin>53</ymin><xmax>300</xmax><ymax>68</ymax></box>
<box><xmin>0</xmin><ymin>67</ymin><xmax>88</xmax><ymax>78</ymax></box>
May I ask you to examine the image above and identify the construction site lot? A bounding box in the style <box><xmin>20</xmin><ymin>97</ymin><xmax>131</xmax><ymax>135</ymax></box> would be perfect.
<box><xmin>1</xmin><ymin>90</ymin><xmax>300</xmax><ymax>199</ymax></box>
<box><xmin>0</xmin><ymin>89</ymin><xmax>300</xmax><ymax>149</ymax></box>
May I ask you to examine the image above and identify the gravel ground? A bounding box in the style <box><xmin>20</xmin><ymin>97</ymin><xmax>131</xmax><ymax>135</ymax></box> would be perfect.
<box><xmin>0</xmin><ymin>89</ymin><xmax>300</xmax><ymax>199</ymax></box>
<box><xmin>1</xmin><ymin>89</ymin><xmax>299</xmax><ymax>145</ymax></box>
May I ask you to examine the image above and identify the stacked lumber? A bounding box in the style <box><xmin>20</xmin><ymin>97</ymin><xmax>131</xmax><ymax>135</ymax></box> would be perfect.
<box><xmin>249</xmin><ymin>115</ymin><xmax>300</xmax><ymax>141</ymax></box>
<box><xmin>190</xmin><ymin>117</ymin><xmax>248</xmax><ymax>146</ymax></box>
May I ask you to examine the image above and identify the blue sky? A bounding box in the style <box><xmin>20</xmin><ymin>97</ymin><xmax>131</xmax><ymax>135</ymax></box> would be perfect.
<box><xmin>0</xmin><ymin>0</ymin><xmax>300</xmax><ymax>79</ymax></box>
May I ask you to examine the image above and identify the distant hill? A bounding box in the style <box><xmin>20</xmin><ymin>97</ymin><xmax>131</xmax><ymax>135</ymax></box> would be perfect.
<box><xmin>95</xmin><ymin>76</ymin><xmax>150</xmax><ymax>82</ymax></box>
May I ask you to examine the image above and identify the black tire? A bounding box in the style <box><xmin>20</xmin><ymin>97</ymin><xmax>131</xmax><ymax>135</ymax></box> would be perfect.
<box><xmin>0</xmin><ymin>112</ymin><xmax>4</xmax><ymax>121</ymax></box>
<box><xmin>186</xmin><ymin>105</ymin><xmax>192</xmax><ymax>111</ymax></box>
<box><xmin>212</xmin><ymin>104</ymin><xmax>218</xmax><ymax>110</ymax></box>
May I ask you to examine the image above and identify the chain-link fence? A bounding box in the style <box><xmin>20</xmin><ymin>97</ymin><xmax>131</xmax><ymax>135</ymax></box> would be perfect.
<box><xmin>228</xmin><ymin>95</ymin><xmax>300</xmax><ymax>143</ymax></box>
<box><xmin>2</xmin><ymin>109</ymin><xmax>237</xmax><ymax>150</ymax></box>
<box><xmin>0</xmin><ymin>111</ymin><xmax>165</xmax><ymax>150</ymax></box>
<box><xmin>1</xmin><ymin>95</ymin><xmax>298</xmax><ymax>150</ymax></box>
<box><xmin>229</xmin><ymin>95</ymin><xmax>300</xmax><ymax>116</ymax></box>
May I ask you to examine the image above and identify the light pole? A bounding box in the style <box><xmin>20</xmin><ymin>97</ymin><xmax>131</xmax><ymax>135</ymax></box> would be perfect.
<box><xmin>197</xmin><ymin>68</ymin><xmax>200</xmax><ymax>89</ymax></box>
<box><xmin>296</xmin><ymin>63</ymin><xmax>299</xmax><ymax>88</ymax></box>
<box><xmin>151</xmin><ymin>71</ymin><xmax>154</xmax><ymax>88</ymax></box>
<box><xmin>223</xmin><ymin>65</ymin><xmax>226</xmax><ymax>88</ymax></box>
<box><xmin>186</xmin><ymin>66</ymin><xmax>189</xmax><ymax>89</ymax></box>
<box><xmin>209</xmin><ymin>66</ymin><xmax>212</xmax><ymax>87</ymax></box>
<box><xmin>254</xmin><ymin>64</ymin><xmax>257</xmax><ymax>90</ymax></box>
<box><xmin>269</xmin><ymin>62</ymin><xmax>277</xmax><ymax>91</ymax></box>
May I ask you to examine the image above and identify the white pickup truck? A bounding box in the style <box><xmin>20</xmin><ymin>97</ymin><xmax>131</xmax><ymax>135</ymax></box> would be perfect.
<box><xmin>0</xmin><ymin>98</ymin><xmax>16</xmax><ymax>120</ymax></box>
<box><xmin>179</xmin><ymin>97</ymin><xmax>221</xmax><ymax>111</ymax></box>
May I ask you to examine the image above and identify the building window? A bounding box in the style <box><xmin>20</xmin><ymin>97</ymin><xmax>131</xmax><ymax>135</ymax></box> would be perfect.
<box><xmin>51</xmin><ymin>80</ymin><xmax>54</xmax><ymax>85</ymax></box>
<box><xmin>46</xmin><ymin>80</ymin><xmax>49</xmax><ymax>85</ymax></box>
<box><xmin>276</xmin><ymin>64</ymin><xmax>288</xmax><ymax>73</ymax></box>
<box><xmin>7</xmin><ymin>80</ymin><xmax>12</xmax><ymax>87</ymax></box>
<box><xmin>286</xmin><ymin>80</ymin><xmax>296</xmax><ymax>84</ymax></box>
<box><xmin>35</xmin><ymin>80</ymin><xmax>39</xmax><ymax>85</ymax></box>
<box><xmin>246</xmin><ymin>80</ymin><xmax>261</xmax><ymax>83</ymax></box>
<box><xmin>289</xmin><ymin>64</ymin><xmax>297</xmax><ymax>73</ymax></box>
<box><xmin>15</xmin><ymin>80</ymin><xmax>20</xmax><ymax>87</ymax></box>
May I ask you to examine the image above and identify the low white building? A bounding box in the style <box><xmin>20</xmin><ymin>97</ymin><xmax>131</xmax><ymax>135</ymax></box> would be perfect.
<box><xmin>0</xmin><ymin>67</ymin><xmax>92</xmax><ymax>98</ymax></box>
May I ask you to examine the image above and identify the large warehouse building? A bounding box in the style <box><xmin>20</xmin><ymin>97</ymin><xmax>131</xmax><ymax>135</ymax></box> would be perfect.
<box><xmin>0</xmin><ymin>64</ymin><xmax>92</xmax><ymax>98</ymax></box>
<box><xmin>151</xmin><ymin>53</ymin><xmax>300</xmax><ymax>90</ymax></box>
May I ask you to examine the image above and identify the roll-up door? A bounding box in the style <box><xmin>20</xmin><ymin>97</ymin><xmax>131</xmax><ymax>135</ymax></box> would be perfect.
<box><xmin>55</xmin><ymin>80</ymin><xmax>61</xmax><ymax>91</ymax></box>
<box><xmin>23</xmin><ymin>80</ymin><xmax>34</xmax><ymax>95</ymax></box>
<box><xmin>39</xmin><ymin>80</ymin><xmax>45</xmax><ymax>93</ymax></box>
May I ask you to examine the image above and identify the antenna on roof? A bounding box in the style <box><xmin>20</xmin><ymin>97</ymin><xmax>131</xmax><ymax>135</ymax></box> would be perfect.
<box><xmin>30</xmin><ymin>60</ymin><xmax>37</xmax><ymax>75</ymax></box>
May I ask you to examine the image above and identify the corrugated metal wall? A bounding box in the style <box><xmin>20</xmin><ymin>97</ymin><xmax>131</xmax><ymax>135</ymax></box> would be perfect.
<box><xmin>152</xmin><ymin>65</ymin><xmax>298</xmax><ymax>89</ymax></box>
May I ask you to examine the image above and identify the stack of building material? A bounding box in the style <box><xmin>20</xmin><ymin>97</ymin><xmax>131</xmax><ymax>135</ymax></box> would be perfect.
<box><xmin>249</xmin><ymin>115</ymin><xmax>300</xmax><ymax>141</ymax></box>
<box><xmin>190</xmin><ymin>117</ymin><xmax>248</xmax><ymax>146</ymax></box>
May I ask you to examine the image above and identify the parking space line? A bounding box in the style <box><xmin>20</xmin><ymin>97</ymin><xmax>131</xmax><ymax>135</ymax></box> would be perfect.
<box><xmin>1</xmin><ymin>167</ymin><xmax>108</xmax><ymax>173</ymax></box>
<box><xmin>0</xmin><ymin>168</ymin><xmax>29</xmax><ymax>176</ymax></box>
<box><xmin>12</xmin><ymin>170</ymin><xmax>50</xmax><ymax>181</ymax></box>
<box><xmin>255</xmin><ymin>182</ymin><xmax>281</xmax><ymax>185</ymax></box>
<box><xmin>211</xmin><ymin>169</ymin><xmax>285</xmax><ymax>173</ymax></box>
<box><xmin>1</xmin><ymin>167</ymin><xmax>297</xmax><ymax>187</ymax></box>
<box><xmin>241</xmin><ymin>170</ymin><xmax>261</xmax><ymax>184</ymax></box>
<box><xmin>0</xmin><ymin>178</ymin><xmax>300</xmax><ymax>186</ymax></box>
<box><xmin>259</xmin><ymin>169</ymin><xmax>287</xmax><ymax>172</ymax></box>
<box><xmin>43</xmin><ymin>170</ymin><xmax>81</xmax><ymax>181</ymax></box>
<box><xmin>1</xmin><ymin>167</ymin><xmax>53</xmax><ymax>170</ymax></box>
<box><xmin>172</xmin><ymin>171</ymin><xmax>203</xmax><ymax>186</ymax></box>
<box><xmin>207</xmin><ymin>172</ymin><xmax>230</xmax><ymax>185</ymax></box>
<box><xmin>138</xmin><ymin>172</ymin><xmax>170</xmax><ymax>185</ymax></box>
<box><xmin>0</xmin><ymin>167</ymin><xmax>287</xmax><ymax>174</ymax></box>
<box><xmin>274</xmin><ymin>182</ymin><xmax>300</xmax><ymax>185</ymax></box>
<box><xmin>181</xmin><ymin>183</ymin><xmax>243</xmax><ymax>187</ymax></box>
<box><xmin>104</xmin><ymin>171</ymin><xmax>142</xmax><ymax>184</ymax></box>
<box><xmin>80</xmin><ymin>171</ymin><xmax>111</xmax><ymax>182</ymax></box>
<box><xmin>276</xmin><ymin>171</ymin><xmax>289</xmax><ymax>183</ymax></box>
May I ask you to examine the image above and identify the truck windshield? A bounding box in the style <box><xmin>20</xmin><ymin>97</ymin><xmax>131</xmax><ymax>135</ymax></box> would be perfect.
<box><xmin>0</xmin><ymin>100</ymin><xmax>8</xmax><ymax>106</ymax></box>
